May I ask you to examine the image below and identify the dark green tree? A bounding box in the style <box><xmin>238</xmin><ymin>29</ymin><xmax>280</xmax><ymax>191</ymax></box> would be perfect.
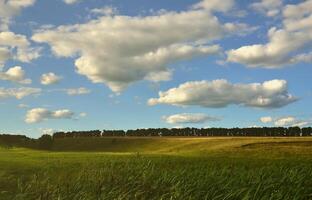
<box><xmin>38</xmin><ymin>134</ymin><xmax>53</xmax><ymax>150</ymax></box>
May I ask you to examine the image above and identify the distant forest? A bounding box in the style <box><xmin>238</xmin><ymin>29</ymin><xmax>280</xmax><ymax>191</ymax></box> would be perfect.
<box><xmin>1</xmin><ymin>127</ymin><xmax>312</xmax><ymax>150</ymax></box>
<box><xmin>53</xmin><ymin>127</ymin><xmax>312</xmax><ymax>138</ymax></box>
<box><xmin>53</xmin><ymin>127</ymin><xmax>312</xmax><ymax>139</ymax></box>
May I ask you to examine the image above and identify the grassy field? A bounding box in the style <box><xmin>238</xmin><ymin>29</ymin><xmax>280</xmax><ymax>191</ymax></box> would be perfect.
<box><xmin>0</xmin><ymin>137</ymin><xmax>312</xmax><ymax>200</ymax></box>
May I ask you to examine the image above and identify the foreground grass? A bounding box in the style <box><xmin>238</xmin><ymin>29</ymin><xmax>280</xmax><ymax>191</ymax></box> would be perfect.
<box><xmin>0</xmin><ymin>137</ymin><xmax>311</xmax><ymax>200</ymax></box>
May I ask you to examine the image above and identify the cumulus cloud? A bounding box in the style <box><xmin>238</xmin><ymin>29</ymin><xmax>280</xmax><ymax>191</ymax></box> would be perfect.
<box><xmin>65</xmin><ymin>87</ymin><xmax>91</xmax><ymax>95</ymax></box>
<box><xmin>227</xmin><ymin>0</ymin><xmax>312</xmax><ymax>68</ymax></box>
<box><xmin>0</xmin><ymin>66</ymin><xmax>31</xmax><ymax>84</ymax></box>
<box><xmin>40</xmin><ymin>72</ymin><xmax>62</xmax><ymax>85</ymax></box>
<box><xmin>32</xmin><ymin>0</ymin><xmax>251</xmax><ymax>93</ymax></box>
<box><xmin>0</xmin><ymin>31</ymin><xmax>40</xmax><ymax>68</ymax></box>
<box><xmin>283</xmin><ymin>0</ymin><xmax>312</xmax><ymax>20</ymax></box>
<box><xmin>0</xmin><ymin>47</ymin><xmax>10</xmax><ymax>67</ymax></box>
<box><xmin>260</xmin><ymin>116</ymin><xmax>273</xmax><ymax>123</ymax></box>
<box><xmin>25</xmin><ymin>108</ymin><xmax>74</xmax><ymax>123</ymax></box>
<box><xmin>260</xmin><ymin>116</ymin><xmax>311</xmax><ymax>127</ymax></box>
<box><xmin>290</xmin><ymin>52</ymin><xmax>312</xmax><ymax>63</ymax></box>
<box><xmin>0</xmin><ymin>87</ymin><xmax>41</xmax><ymax>99</ymax></box>
<box><xmin>251</xmin><ymin>0</ymin><xmax>283</xmax><ymax>17</ymax></box>
<box><xmin>0</xmin><ymin>0</ymin><xmax>36</xmax><ymax>30</ymax></box>
<box><xmin>148</xmin><ymin>79</ymin><xmax>297</xmax><ymax>109</ymax></box>
<box><xmin>163</xmin><ymin>113</ymin><xmax>220</xmax><ymax>124</ymax></box>
<box><xmin>274</xmin><ymin>116</ymin><xmax>297</xmax><ymax>126</ymax></box>
<box><xmin>192</xmin><ymin>0</ymin><xmax>235</xmax><ymax>12</ymax></box>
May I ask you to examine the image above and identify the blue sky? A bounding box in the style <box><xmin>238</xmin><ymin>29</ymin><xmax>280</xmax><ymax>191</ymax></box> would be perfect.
<box><xmin>0</xmin><ymin>0</ymin><xmax>311</xmax><ymax>138</ymax></box>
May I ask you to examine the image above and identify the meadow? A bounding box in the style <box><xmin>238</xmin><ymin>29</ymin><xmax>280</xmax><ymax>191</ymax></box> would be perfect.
<box><xmin>0</xmin><ymin>137</ymin><xmax>311</xmax><ymax>200</ymax></box>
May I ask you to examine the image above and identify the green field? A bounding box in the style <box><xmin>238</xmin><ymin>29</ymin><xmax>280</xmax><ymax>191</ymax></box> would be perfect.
<box><xmin>0</xmin><ymin>137</ymin><xmax>312</xmax><ymax>200</ymax></box>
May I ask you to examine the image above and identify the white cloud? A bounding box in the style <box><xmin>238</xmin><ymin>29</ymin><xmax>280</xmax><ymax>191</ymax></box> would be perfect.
<box><xmin>260</xmin><ymin>116</ymin><xmax>273</xmax><ymax>123</ymax></box>
<box><xmin>290</xmin><ymin>52</ymin><xmax>312</xmax><ymax>63</ymax></box>
<box><xmin>79</xmin><ymin>112</ymin><xmax>87</xmax><ymax>117</ymax></box>
<box><xmin>0</xmin><ymin>87</ymin><xmax>41</xmax><ymax>99</ymax></box>
<box><xmin>274</xmin><ymin>116</ymin><xmax>296</xmax><ymax>126</ymax></box>
<box><xmin>32</xmin><ymin>0</ymin><xmax>251</xmax><ymax>93</ymax></box>
<box><xmin>25</xmin><ymin>108</ymin><xmax>74</xmax><ymax>123</ymax></box>
<box><xmin>260</xmin><ymin>116</ymin><xmax>311</xmax><ymax>127</ymax></box>
<box><xmin>163</xmin><ymin>113</ymin><xmax>220</xmax><ymax>124</ymax></box>
<box><xmin>53</xmin><ymin>109</ymin><xmax>74</xmax><ymax>118</ymax></box>
<box><xmin>65</xmin><ymin>87</ymin><xmax>90</xmax><ymax>95</ymax></box>
<box><xmin>227</xmin><ymin>27</ymin><xmax>312</xmax><ymax>68</ymax></box>
<box><xmin>283</xmin><ymin>0</ymin><xmax>312</xmax><ymax>19</ymax></box>
<box><xmin>90</xmin><ymin>6</ymin><xmax>118</xmax><ymax>16</ymax></box>
<box><xmin>0</xmin><ymin>66</ymin><xmax>31</xmax><ymax>84</ymax></box>
<box><xmin>144</xmin><ymin>70</ymin><xmax>173</xmax><ymax>82</ymax></box>
<box><xmin>0</xmin><ymin>31</ymin><xmax>40</xmax><ymax>68</ymax></box>
<box><xmin>192</xmin><ymin>0</ymin><xmax>235</xmax><ymax>12</ymax></box>
<box><xmin>18</xmin><ymin>103</ymin><xmax>29</xmax><ymax>108</ymax></box>
<box><xmin>227</xmin><ymin>0</ymin><xmax>312</xmax><ymax>68</ymax></box>
<box><xmin>0</xmin><ymin>47</ymin><xmax>10</xmax><ymax>67</ymax></box>
<box><xmin>0</xmin><ymin>0</ymin><xmax>36</xmax><ymax>30</ymax></box>
<box><xmin>148</xmin><ymin>79</ymin><xmax>297</xmax><ymax>108</ymax></box>
<box><xmin>291</xmin><ymin>121</ymin><xmax>310</xmax><ymax>127</ymax></box>
<box><xmin>251</xmin><ymin>0</ymin><xmax>283</xmax><ymax>17</ymax></box>
<box><xmin>40</xmin><ymin>72</ymin><xmax>62</xmax><ymax>85</ymax></box>
<box><xmin>63</xmin><ymin>0</ymin><xmax>80</xmax><ymax>5</ymax></box>
<box><xmin>276</xmin><ymin>117</ymin><xmax>310</xmax><ymax>127</ymax></box>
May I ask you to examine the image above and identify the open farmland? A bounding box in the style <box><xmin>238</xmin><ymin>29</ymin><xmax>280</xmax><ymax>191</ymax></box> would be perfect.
<box><xmin>0</xmin><ymin>137</ymin><xmax>311</xmax><ymax>200</ymax></box>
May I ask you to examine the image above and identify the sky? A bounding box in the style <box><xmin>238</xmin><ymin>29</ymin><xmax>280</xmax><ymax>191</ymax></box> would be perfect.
<box><xmin>0</xmin><ymin>0</ymin><xmax>311</xmax><ymax>138</ymax></box>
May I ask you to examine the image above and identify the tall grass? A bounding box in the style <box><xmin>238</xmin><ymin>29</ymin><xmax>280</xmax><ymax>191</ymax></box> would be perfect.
<box><xmin>4</xmin><ymin>156</ymin><xmax>312</xmax><ymax>200</ymax></box>
<box><xmin>0</xmin><ymin>138</ymin><xmax>312</xmax><ymax>200</ymax></box>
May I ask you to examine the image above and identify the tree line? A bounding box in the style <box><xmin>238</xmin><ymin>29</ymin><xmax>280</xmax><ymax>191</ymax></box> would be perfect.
<box><xmin>53</xmin><ymin>127</ymin><xmax>312</xmax><ymax>138</ymax></box>
<box><xmin>0</xmin><ymin>134</ymin><xmax>52</xmax><ymax>150</ymax></box>
<box><xmin>1</xmin><ymin>127</ymin><xmax>311</xmax><ymax>150</ymax></box>
<box><xmin>0</xmin><ymin>134</ymin><xmax>36</xmax><ymax>149</ymax></box>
